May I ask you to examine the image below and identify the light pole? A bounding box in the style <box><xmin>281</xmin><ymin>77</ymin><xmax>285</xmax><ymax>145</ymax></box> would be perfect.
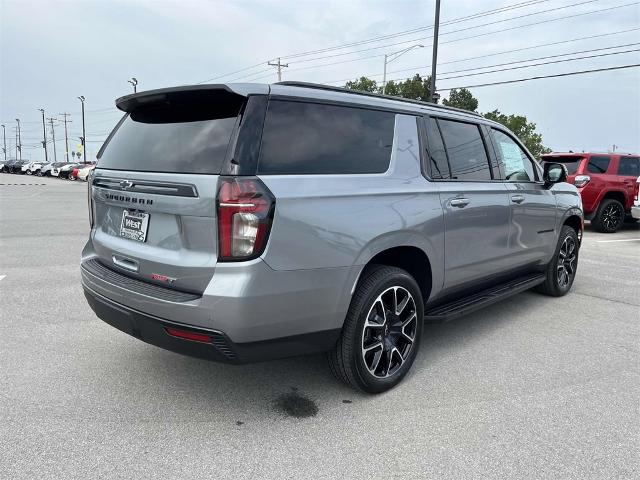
<box><xmin>38</xmin><ymin>108</ymin><xmax>48</xmax><ymax>163</ymax></box>
<box><xmin>15</xmin><ymin>118</ymin><xmax>22</xmax><ymax>160</ymax></box>
<box><xmin>428</xmin><ymin>0</ymin><xmax>442</xmax><ymax>103</ymax></box>
<box><xmin>1</xmin><ymin>124</ymin><xmax>6</xmax><ymax>162</ymax></box>
<box><xmin>78</xmin><ymin>96</ymin><xmax>86</xmax><ymax>164</ymax></box>
<box><xmin>128</xmin><ymin>77</ymin><xmax>138</xmax><ymax>93</ymax></box>
<box><xmin>382</xmin><ymin>44</ymin><xmax>424</xmax><ymax>95</ymax></box>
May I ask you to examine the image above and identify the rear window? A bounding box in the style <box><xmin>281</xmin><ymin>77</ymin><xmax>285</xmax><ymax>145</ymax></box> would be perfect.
<box><xmin>587</xmin><ymin>155</ymin><xmax>610</xmax><ymax>174</ymax></box>
<box><xmin>97</xmin><ymin>101</ymin><xmax>240</xmax><ymax>174</ymax></box>
<box><xmin>258</xmin><ymin>100</ymin><xmax>394</xmax><ymax>175</ymax></box>
<box><xmin>617</xmin><ymin>157</ymin><xmax>639</xmax><ymax>176</ymax></box>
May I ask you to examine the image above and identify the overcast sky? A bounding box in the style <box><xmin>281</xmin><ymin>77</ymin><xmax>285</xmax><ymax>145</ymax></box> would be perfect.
<box><xmin>1</xmin><ymin>0</ymin><xmax>639</xmax><ymax>161</ymax></box>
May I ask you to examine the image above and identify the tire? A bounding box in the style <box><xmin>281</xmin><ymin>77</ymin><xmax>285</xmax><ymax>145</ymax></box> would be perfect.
<box><xmin>536</xmin><ymin>225</ymin><xmax>579</xmax><ymax>297</ymax></box>
<box><xmin>328</xmin><ymin>265</ymin><xmax>424</xmax><ymax>394</ymax></box>
<box><xmin>591</xmin><ymin>198</ymin><xmax>624</xmax><ymax>233</ymax></box>
<box><xmin>26</xmin><ymin>169</ymin><xmax>32</xmax><ymax>175</ymax></box>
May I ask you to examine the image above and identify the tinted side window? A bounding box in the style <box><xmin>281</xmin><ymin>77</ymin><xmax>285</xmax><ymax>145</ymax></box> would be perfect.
<box><xmin>587</xmin><ymin>155</ymin><xmax>610</xmax><ymax>174</ymax></box>
<box><xmin>438</xmin><ymin>119</ymin><xmax>491</xmax><ymax>181</ymax></box>
<box><xmin>617</xmin><ymin>157</ymin><xmax>639</xmax><ymax>176</ymax></box>
<box><xmin>258</xmin><ymin>100</ymin><xmax>394</xmax><ymax>174</ymax></box>
<box><xmin>424</xmin><ymin>117</ymin><xmax>450</xmax><ymax>179</ymax></box>
<box><xmin>492</xmin><ymin>129</ymin><xmax>536</xmax><ymax>181</ymax></box>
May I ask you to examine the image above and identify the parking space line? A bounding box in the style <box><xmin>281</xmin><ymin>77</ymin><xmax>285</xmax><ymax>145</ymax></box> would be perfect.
<box><xmin>596</xmin><ymin>239</ymin><xmax>640</xmax><ymax>243</ymax></box>
<box><xmin>0</xmin><ymin>275</ymin><xmax>5</xmax><ymax>281</ymax></box>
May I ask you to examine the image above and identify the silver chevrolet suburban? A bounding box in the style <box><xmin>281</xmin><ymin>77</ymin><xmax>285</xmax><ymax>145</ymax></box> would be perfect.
<box><xmin>81</xmin><ymin>82</ymin><xmax>583</xmax><ymax>393</ymax></box>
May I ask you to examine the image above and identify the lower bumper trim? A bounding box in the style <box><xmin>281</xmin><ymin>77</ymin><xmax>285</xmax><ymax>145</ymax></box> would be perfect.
<box><xmin>83</xmin><ymin>287</ymin><xmax>341</xmax><ymax>364</ymax></box>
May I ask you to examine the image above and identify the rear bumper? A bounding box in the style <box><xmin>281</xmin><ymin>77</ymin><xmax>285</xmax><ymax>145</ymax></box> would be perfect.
<box><xmin>80</xmin><ymin>239</ymin><xmax>356</xmax><ymax>361</ymax></box>
<box><xmin>83</xmin><ymin>286</ymin><xmax>340</xmax><ymax>363</ymax></box>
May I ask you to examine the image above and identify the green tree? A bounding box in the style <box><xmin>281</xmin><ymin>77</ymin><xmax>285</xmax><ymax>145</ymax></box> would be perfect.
<box><xmin>442</xmin><ymin>88</ymin><xmax>478</xmax><ymax>112</ymax></box>
<box><xmin>382</xmin><ymin>80</ymin><xmax>401</xmax><ymax>96</ymax></box>
<box><xmin>395</xmin><ymin>74</ymin><xmax>432</xmax><ymax>101</ymax></box>
<box><xmin>483</xmin><ymin>110</ymin><xmax>552</xmax><ymax>158</ymax></box>
<box><xmin>345</xmin><ymin>76</ymin><xmax>378</xmax><ymax>93</ymax></box>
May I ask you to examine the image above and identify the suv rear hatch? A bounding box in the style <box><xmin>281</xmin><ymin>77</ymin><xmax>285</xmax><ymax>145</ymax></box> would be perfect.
<box><xmin>541</xmin><ymin>154</ymin><xmax>585</xmax><ymax>185</ymax></box>
<box><xmin>89</xmin><ymin>86</ymin><xmax>248</xmax><ymax>294</ymax></box>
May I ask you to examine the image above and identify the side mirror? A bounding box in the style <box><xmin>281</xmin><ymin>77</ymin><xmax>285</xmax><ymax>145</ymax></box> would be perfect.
<box><xmin>543</xmin><ymin>162</ymin><xmax>568</xmax><ymax>187</ymax></box>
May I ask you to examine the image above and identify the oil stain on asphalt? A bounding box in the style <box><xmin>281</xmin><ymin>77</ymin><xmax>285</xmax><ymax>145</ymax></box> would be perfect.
<box><xmin>274</xmin><ymin>388</ymin><xmax>319</xmax><ymax>419</ymax></box>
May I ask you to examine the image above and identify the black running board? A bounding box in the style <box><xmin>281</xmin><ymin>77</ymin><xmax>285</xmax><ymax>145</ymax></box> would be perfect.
<box><xmin>424</xmin><ymin>273</ymin><xmax>545</xmax><ymax>322</ymax></box>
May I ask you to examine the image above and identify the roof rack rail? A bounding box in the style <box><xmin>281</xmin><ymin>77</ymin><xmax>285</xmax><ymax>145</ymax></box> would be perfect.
<box><xmin>275</xmin><ymin>81</ymin><xmax>482</xmax><ymax>117</ymax></box>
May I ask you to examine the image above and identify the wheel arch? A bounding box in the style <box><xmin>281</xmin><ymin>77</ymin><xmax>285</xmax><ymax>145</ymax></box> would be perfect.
<box><xmin>597</xmin><ymin>190</ymin><xmax>627</xmax><ymax>209</ymax></box>
<box><xmin>356</xmin><ymin>245</ymin><xmax>434</xmax><ymax>307</ymax></box>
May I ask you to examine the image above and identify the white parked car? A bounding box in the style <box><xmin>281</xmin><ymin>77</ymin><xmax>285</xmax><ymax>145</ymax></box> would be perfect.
<box><xmin>76</xmin><ymin>164</ymin><xmax>96</xmax><ymax>181</ymax></box>
<box><xmin>52</xmin><ymin>162</ymin><xmax>79</xmax><ymax>179</ymax></box>
<box><xmin>26</xmin><ymin>162</ymin><xmax>46</xmax><ymax>175</ymax></box>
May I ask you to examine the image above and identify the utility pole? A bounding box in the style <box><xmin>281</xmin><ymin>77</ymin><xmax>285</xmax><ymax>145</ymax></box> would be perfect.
<box><xmin>267</xmin><ymin>58</ymin><xmax>289</xmax><ymax>82</ymax></box>
<box><xmin>1</xmin><ymin>124</ymin><xmax>6</xmax><ymax>162</ymax></box>
<box><xmin>59</xmin><ymin>113</ymin><xmax>72</xmax><ymax>162</ymax></box>
<box><xmin>78</xmin><ymin>96</ymin><xmax>86</xmax><ymax>164</ymax></box>
<box><xmin>428</xmin><ymin>0</ymin><xmax>441</xmax><ymax>103</ymax></box>
<box><xmin>128</xmin><ymin>77</ymin><xmax>138</xmax><ymax>93</ymax></box>
<box><xmin>38</xmin><ymin>108</ymin><xmax>48</xmax><ymax>163</ymax></box>
<box><xmin>611</xmin><ymin>144</ymin><xmax>618</xmax><ymax>152</ymax></box>
<box><xmin>15</xmin><ymin>118</ymin><xmax>22</xmax><ymax>160</ymax></box>
<box><xmin>47</xmin><ymin>118</ymin><xmax>57</xmax><ymax>162</ymax></box>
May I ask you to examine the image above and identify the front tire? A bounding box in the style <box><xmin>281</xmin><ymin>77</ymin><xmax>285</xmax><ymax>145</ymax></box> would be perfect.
<box><xmin>328</xmin><ymin>265</ymin><xmax>424</xmax><ymax>393</ymax></box>
<box><xmin>536</xmin><ymin>225</ymin><xmax>579</xmax><ymax>297</ymax></box>
<box><xmin>592</xmin><ymin>199</ymin><xmax>624</xmax><ymax>233</ymax></box>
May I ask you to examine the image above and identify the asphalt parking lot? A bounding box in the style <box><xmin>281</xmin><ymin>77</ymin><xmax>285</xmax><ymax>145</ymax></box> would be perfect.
<box><xmin>1</xmin><ymin>174</ymin><xmax>638</xmax><ymax>479</ymax></box>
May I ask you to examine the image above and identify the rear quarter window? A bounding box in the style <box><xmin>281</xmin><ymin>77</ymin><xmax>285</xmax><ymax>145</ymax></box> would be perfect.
<box><xmin>617</xmin><ymin>157</ymin><xmax>639</xmax><ymax>176</ymax></box>
<box><xmin>586</xmin><ymin>155</ymin><xmax>611</xmax><ymax>174</ymax></box>
<box><xmin>257</xmin><ymin>100</ymin><xmax>395</xmax><ymax>174</ymax></box>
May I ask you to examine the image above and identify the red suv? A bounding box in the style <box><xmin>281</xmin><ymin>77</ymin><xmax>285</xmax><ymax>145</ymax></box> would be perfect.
<box><xmin>541</xmin><ymin>152</ymin><xmax>639</xmax><ymax>233</ymax></box>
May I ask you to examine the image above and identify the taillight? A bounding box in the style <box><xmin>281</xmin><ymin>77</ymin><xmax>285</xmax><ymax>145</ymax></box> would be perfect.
<box><xmin>217</xmin><ymin>176</ymin><xmax>275</xmax><ymax>261</ymax></box>
<box><xmin>574</xmin><ymin>175</ymin><xmax>590</xmax><ymax>188</ymax></box>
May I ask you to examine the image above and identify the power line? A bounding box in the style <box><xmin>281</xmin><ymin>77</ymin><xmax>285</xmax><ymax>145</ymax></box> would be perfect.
<box><xmin>196</xmin><ymin>0</ymin><xmax>554</xmax><ymax>82</ymax></box>
<box><xmin>436</xmin><ymin>63</ymin><xmax>640</xmax><ymax>91</ymax></box>
<box><xmin>438</xmin><ymin>43</ymin><xmax>640</xmax><ymax>77</ymax></box>
<box><xmin>438</xmin><ymin>48</ymin><xmax>640</xmax><ymax>81</ymax></box>
<box><xmin>285</xmin><ymin>0</ymin><xmax>599</xmax><ymax>66</ymax></box>
<box><xmin>325</xmin><ymin>27</ymin><xmax>640</xmax><ymax>84</ymax></box>
<box><xmin>280</xmin><ymin>0</ymin><xmax>556</xmax><ymax>60</ymax></box>
<box><xmin>381</xmin><ymin>48</ymin><xmax>640</xmax><ymax>85</ymax></box>
<box><xmin>245</xmin><ymin>1</ymin><xmax>639</xmax><ymax>81</ymax></box>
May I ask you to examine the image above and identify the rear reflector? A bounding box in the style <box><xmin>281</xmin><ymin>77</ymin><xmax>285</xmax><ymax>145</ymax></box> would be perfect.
<box><xmin>165</xmin><ymin>327</ymin><xmax>212</xmax><ymax>343</ymax></box>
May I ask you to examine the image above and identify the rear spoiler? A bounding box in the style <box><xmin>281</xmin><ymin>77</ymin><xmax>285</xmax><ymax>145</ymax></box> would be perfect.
<box><xmin>115</xmin><ymin>84</ymin><xmax>269</xmax><ymax>112</ymax></box>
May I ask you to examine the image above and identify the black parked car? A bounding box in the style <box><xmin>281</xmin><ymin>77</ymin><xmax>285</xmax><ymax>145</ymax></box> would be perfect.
<box><xmin>5</xmin><ymin>159</ymin><xmax>29</xmax><ymax>173</ymax></box>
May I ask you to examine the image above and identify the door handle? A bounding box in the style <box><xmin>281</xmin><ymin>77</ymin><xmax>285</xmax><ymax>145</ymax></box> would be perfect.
<box><xmin>511</xmin><ymin>194</ymin><xmax>525</xmax><ymax>204</ymax></box>
<box><xmin>450</xmin><ymin>198</ymin><xmax>470</xmax><ymax>208</ymax></box>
